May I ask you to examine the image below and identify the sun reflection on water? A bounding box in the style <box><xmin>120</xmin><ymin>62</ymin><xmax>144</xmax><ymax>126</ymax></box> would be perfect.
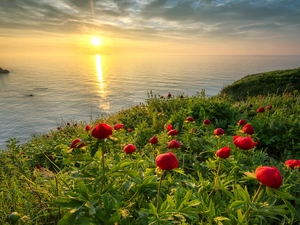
<box><xmin>95</xmin><ymin>54</ymin><xmax>110</xmax><ymax>110</ymax></box>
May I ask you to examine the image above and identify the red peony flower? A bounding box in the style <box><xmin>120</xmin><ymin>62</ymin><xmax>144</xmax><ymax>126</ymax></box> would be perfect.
<box><xmin>114</xmin><ymin>123</ymin><xmax>124</xmax><ymax>130</ymax></box>
<box><xmin>266</xmin><ymin>105</ymin><xmax>273</xmax><ymax>110</ymax></box>
<box><xmin>243</xmin><ymin>123</ymin><xmax>254</xmax><ymax>135</ymax></box>
<box><xmin>168</xmin><ymin>92</ymin><xmax>172</xmax><ymax>98</ymax></box>
<box><xmin>166</xmin><ymin>124</ymin><xmax>173</xmax><ymax>131</ymax></box>
<box><xmin>70</xmin><ymin>138</ymin><xmax>86</xmax><ymax>149</ymax></box>
<box><xmin>149</xmin><ymin>136</ymin><xmax>158</xmax><ymax>145</ymax></box>
<box><xmin>237</xmin><ymin>119</ymin><xmax>246</xmax><ymax>126</ymax></box>
<box><xmin>216</xmin><ymin>146</ymin><xmax>231</xmax><ymax>159</ymax></box>
<box><xmin>285</xmin><ymin>159</ymin><xmax>300</xmax><ymax>169</ymax></box>
<box><xmin>67</xmin><ymin>122</ymin><xmax>70</xmax><ymax>126</ymax></box>
<box><xmin>91</xmin><ymin>123</ymin><xmax>112</xmax><ymax>140</ymax></box>
<box><xmin>257</xmin><ymin>107</ymin><xmax>265</xmax><ymax>113</ymax></box>
<box><xmin>127</xmin><ymin>128</ymin><xmax>133</xmax><ymax>133</ymax></box>
<box><xmin>124</xmin><ymin>144</ymin><xmax>136</xmax><ymax>154</ymax></box>
<box><xmin>255</xmin><ymin>166</ymin><xmax>282</xmax><ymax>189</ymax></box>
<box><xmin>233</xmin><ymin>135</ymin><xmax>258</xmax><ymax>150</ymax></box>
<box><xmin>57</xmin><ymin>126</ymin><xmax>61</xmax><ymax>130</ymax></box>
<box><xmin>180</xmin><ymin>95</ymin><xmax>184</xmax><ymax>99</ymax></box>
<box><xmin>85</xmin><ymin>125</ymin><xmax>91</xmax><ymax>131</ymax></box>
<box><xmin>214</xmin><ymin>128</ymin><xmax>224</xmax><ymax>136</ymax></box>
<box><xmin>74</xmin><ymin>123</ymin><xmax>77</xmax><ymax>127</ymax></box>
<box><xmin>168</xmin><ymin>129</ymin><xmax>178</xmax><ymax>136</ymax></box>
<box><xmin>185</xmin><ymin>116</ymin><xmax>195</xmax><ymax>122</ymax></box>
<box><xmin>155</xmin><ymin>152</ymin><xmax>179</xmax><ymax>170</ymax></box>
<box><xmin>168</xmin><ymin>140</ymin><xmax>181</xmax><ymax>149</ymax></box>
<box><xmin>203</xmin><ymin>119</ymin><xmax>211</xmax><ymax>125</ymax></box>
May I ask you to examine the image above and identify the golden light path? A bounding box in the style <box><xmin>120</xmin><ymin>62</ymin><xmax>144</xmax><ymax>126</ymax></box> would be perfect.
<box><xmin>95</xmin><ymin>54</ymin><xmax>110</xmax><ymax>111</ymax></box>
<box><xmin>95</xmin><ymin>54</ymin><xmax>103</xmax><ymax>84</ymax></box>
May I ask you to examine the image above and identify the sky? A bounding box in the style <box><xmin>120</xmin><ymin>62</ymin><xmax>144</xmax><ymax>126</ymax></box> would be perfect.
<box><xmin>0</xmin><ymin>0</ymin><xmax>300</xmax><ymax>56</ymax></box>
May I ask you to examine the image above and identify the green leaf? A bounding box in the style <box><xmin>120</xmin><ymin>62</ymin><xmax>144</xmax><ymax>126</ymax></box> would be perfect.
<box><xmin>58</xmin><ymin>210</ymin><xmax>79</xmax><ymax>225</ymax></box>
<box><xmin>172</xmin><ymin>168</ymin><xmax>186</xmax><ymax>175</ymax></box>
<box><xmin>78</xmin><ymin>181</ymin><xmax>89</xmax><ymax>200</ymax></box>
<box><xmin>244</xmin><ymin>172</ymin><xmax>257</xmax><ymax>179</ymax></box>
<box><xmin>76</xmin><ymin>217</ymin><xmax>98</xmax><ymax>225</ymax></box>
<box><xmin>55</xmin><ymin>197</ymin><xmax>85</xmax><ymax>208</ymax></box>
<box><xmin>71</xmin><ymin>155</ymin><xmax>93</xmax><ymax>162</ymax></box>
<box><xmin>273</xmin><ymin>189</ymin><xmax>295</xmax><ymax>199</ymax></box>
<box><xmin>230</xmin><ymin>200</ymin><xmax>246</xmax><ymax>210</ymax></box>
<box><xmin>214</xmin><ymin>216</ymin><xmax>230</xmax><ymax>222</ymax></box>
<box><xmin>108</xmin><ymin>211</ymin><xmax>122</xmax><ymax>224</ymax></box>
<box><xmin>91</xmin><ymin>141</ymin><xmax>99</xmax><ymax>157</ymax></box>
<box><xmin>266</xmin><ymin>186</ymin><xmax>275</xmax><ymax>197</ymax></box>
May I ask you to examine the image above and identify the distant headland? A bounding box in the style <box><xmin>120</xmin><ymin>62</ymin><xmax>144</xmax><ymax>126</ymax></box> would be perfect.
<box><xmin>0</xmin><ymin>67</ymin><xmax>9</xmax><ymax>73</ymax></box>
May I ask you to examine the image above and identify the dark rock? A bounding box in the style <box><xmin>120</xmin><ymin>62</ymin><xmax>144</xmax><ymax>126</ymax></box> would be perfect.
<box><xmin>0</xmin><ymin>67</ymin><xmax>9</xmax><ymax>73</ymax></box>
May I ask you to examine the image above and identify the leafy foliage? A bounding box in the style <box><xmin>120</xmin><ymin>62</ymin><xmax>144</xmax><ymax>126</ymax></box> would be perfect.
<box><xmin>1</xmin><ymin>92</ymin><xmax>300</xmax><ymax>224</ymax></box>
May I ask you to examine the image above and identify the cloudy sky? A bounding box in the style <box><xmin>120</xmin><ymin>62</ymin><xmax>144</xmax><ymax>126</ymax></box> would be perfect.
<box><xmin>1</xmin><ymin>0</ymin><xmax>300</xmax><ymax>55</ymax></box>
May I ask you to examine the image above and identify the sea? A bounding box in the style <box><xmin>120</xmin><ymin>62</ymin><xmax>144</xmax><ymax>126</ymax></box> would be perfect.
<box><xmin>1</xmin><ymin>54</ymin><xmax>300</xmax><ymax>149</ymax></box>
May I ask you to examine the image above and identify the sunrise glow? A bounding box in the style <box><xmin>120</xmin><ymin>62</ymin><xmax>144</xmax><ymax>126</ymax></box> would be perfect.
<box><xmin>91</xmin><ymin>36</ymin><xmax>101</xmax><ymax>47</ymax></box>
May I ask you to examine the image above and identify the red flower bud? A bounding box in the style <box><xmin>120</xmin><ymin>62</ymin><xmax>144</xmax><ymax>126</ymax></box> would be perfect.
<box><xmin>168</xmin><ymin>140</ymin><xmax>181</xmax><ymax>149</ymax></box>
<box><xmin>257</xmin><ymin>107</ymin><xmax>265</xmax><ymax>113</ymax></box>
<box><xmin>203</xmin><ymin>119</ymin><xmax>211</xmax><ymax>125</ymax></box>
<box><xmin>168</xmin><ymin>93</ymin><xmax>172</xmax><ymax>98</ymax></box>
<box><xmin>185</xmin><ymin>116</ymin><xmax>195</xmax><ymax>122</ymax></box>
<box><xmin>255</xmin><ymin>166</ymin><xmax>282</xmax><ymax>189</ymax></box>
<box><xmin>124</xmin><ymin>144</ymin><xmax>136</xmax><ymax>154</ymax></box>
<box><xmin>216</xmin><ymin>146</ymin><xmax>231</xmax><ymax>159</ymax></box>
<box><xmin>233</xmin><ymin>135</ymin><xmax>258</xmax><ymax>150</ymax></box>
<box><xmin>266</xmin><ymin>105</ymin><xmax>273</xmax><ymax>110</ymax></box>
<box><xmin>285</xmin><ymin>159</ymin><xmax>300</xmax><ymax>169</ymax></box>
<box><xmin>57</xmin><ymin>126</ymin><xmax>61</xmax><ymax>130</ymax></box>
<box><xmin>166</xmin><ymin>124</ymin><xmax>173</xmax><ymax>131</ymax></box>
<box><xmin>149</xmin><ymin>136</ymin><xmax>158</xmax><ymax>145</ymax></box>
<box><xmin>67</xmin><ymin>122</ymin><xmax>70</xmax><ymax>126</ymax></box>
<box><xmin>85</xmin><ymin>125</ymin><xmax>91</xmax><ymax>131</ymax></box>
<box><xmin>114</xmin><ymin>123</ymin><xmax>125</xmax><ymax>130</ymax></box>
<box><xmin>91</xmin><ymin>123</ymin><xmax>112</xmax><ymax>140</ymax></box>
<box><xmin>127</xmin><ymin>128</ymin><xmax>133</xmax><ymax>133</ymax></box>
<box><xmin>214</xmin><ymin>128</ymin><xmax>224</xmax><ymax>136</ymax></box>
<box><xmin>168</xmin><ymin>129</ymin><xmax>178</xmax><ymax>136</ymax></box>
<box><xmin>237</xmin><ymin>119</ymin><xmax>246</xmax><ymax>126</ymax></box>
<box><xmin>70</xmin><ymin>138</ymin><xmax>86</xmax><ymax>149</ymax></box>
<box><xmin>243</xmin><ymin>123</ymin><xmax>254</xmax><ymax>135</ymax></box>
<box><xmin>155</xmin><ymin>152</ymin><xmax>179</xmax><ymax>170</ymax></box>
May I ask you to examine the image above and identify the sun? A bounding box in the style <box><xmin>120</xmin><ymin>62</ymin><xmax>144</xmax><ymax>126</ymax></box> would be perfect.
<box><xmin>91</xmin><ymin>36</ymin><xmax>102</xmax><ymax>46</ymax></box>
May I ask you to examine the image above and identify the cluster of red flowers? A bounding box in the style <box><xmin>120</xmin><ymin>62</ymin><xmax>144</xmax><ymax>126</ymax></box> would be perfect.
<box><xmin>68</xmin><ymin>106</ymin><xmax>298</xmax><ymax>190</ymax></box>
<box><xmin>257</xmin><ymin>105</ymin><xmax>272</xmax><ymax>113</ymax></box>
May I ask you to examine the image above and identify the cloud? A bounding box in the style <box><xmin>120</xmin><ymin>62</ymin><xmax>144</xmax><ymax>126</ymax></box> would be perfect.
<box><xmin>0</xmin><ymin>0</ymin><xmax>299</xmax><ymax>53</ymax></box>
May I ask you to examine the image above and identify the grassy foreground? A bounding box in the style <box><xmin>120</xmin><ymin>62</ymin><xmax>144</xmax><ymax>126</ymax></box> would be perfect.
<box><xmin>1</xmin><ymin>69</ymin><xmax>300</xmax><ymax>224</ymax></box>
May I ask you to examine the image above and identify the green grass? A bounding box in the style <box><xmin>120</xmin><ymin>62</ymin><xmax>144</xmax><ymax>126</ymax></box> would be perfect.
<box><xmin>220</xmin><ymin>67</ymin><xmax>300</xmax><ymax>100</ymax></box>
<box><xmin>1</xmin><ymin>68</ymin><xmax>300</xmax><ymax>224</ymax></box>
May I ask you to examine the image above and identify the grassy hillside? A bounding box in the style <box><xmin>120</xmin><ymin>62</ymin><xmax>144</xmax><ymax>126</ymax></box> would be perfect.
<box><xmin>1</xmin><ymin>69</ymin><xmax>300</xmax><ymax>224</ymax></box>
<box><xmin>220</xmin><ymin>67</ymin><xmax>300</xmax><ymax>100</ymax></box>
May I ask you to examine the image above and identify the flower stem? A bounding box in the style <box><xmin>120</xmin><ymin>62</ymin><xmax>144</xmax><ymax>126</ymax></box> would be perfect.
<box><xmin>101</xmin><ymin>141</ymin><xmax>105</xmax><ymax>172</ymax></box>
<box><xmin>156</xmin><ymin>171</ymin><xmax>164</xmax><ymax>214</ymax></box>
<box><xmin>242</xmin><ymin>183</ymin><xmax>264</xmax><ymax>222</ymax></box>
<box><xmin>252</xmin><ymin>183</ymin><xmax>264</xmax><ymax>203</ymax></box>
<box><xmin>214</xmin><ymin>160</ymin><xmax>222</xmax><ymax>191</ymax></box>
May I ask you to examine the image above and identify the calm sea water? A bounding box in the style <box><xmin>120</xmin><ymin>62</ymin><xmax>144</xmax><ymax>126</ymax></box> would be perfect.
<box><xmin>1</xmin><ymin>55</ymin><xmax>300</xmax><ymax>149</ymax></box>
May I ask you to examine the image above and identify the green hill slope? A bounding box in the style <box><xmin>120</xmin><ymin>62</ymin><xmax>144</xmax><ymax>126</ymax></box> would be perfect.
<box><xmin>220</xmin><ymin>67</ymin><xmax>300</xmax><ymax>100</ymax></box>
